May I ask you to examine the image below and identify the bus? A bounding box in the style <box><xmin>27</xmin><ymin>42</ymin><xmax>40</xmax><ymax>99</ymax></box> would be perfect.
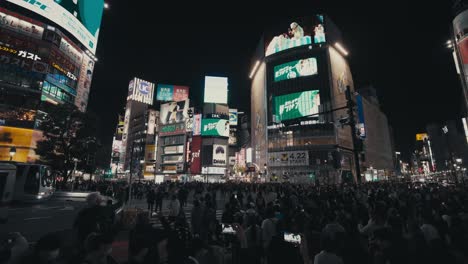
<box><xmin>0</xmin><ymin>162</ymin><xmax>55</xmax><ymax>203</ymax></box>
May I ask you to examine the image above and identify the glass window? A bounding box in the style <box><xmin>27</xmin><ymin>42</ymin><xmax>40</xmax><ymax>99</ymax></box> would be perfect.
<box><xmin>24</xmin><ymin>166</ymin><xmax>40</xmax><ymax>194</ymax></box>
<box><xmin>49</xmin><ymin>85</ymin><xmax>57</xmax><ymax>95</ymax></box>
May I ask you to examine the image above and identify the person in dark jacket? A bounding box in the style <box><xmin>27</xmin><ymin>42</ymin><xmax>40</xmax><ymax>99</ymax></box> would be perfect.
<box><xmin>147</xmin><ymin>189</ymin><xmax>156</xmax><ymax>213</ymax></box>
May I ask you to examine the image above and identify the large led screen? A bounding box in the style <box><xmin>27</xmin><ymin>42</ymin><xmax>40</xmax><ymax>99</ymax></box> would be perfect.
<box><xmin>7</xmin><ymin>0</ymin><xmax>104</xmax><ymax>54</ymax></box>
<box><xmin>265</xmin><ymin>15</ymin><xmax>325</xmax><ymax>57</ymax></box>
<box><xmin>274</xmin><ymin>58</ymin><xmax>318</xmax><ymax>82</ymax></box>
<box><xmin>274</xmin><ymin>90</ymin><xmax>320</xmax><ymax>122</ymax></box>
<box><xmin>160</xmin><ymin>100</ymin><xmax>189</xmax><ymax>125</ymax></box>
<box><xmin>201</xmin><ymin>119</ymin><xmax>229</xmax><ymax>137</ymax></box>
<box><xmin>204</xmin><ymin>76</ymin><xmax>228</xmax><ymax>104</ymax></box>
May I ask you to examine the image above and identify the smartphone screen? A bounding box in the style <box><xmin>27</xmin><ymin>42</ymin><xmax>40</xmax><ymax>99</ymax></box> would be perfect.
<box><xmin>222</xmin><ymin>224</ymin><xmax>236</xmax><ymax>234</ymax></box>
<box><xmin>284</xmin><ymin>232</ymin><xmax>301</xmax><ymax>244</ymax></box>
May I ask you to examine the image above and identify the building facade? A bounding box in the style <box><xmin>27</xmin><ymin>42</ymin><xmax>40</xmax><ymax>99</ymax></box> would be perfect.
<box><xmin>0</xmin><ymin>1</ymin><xmax>103</xmax><ymax>162</ymax></box>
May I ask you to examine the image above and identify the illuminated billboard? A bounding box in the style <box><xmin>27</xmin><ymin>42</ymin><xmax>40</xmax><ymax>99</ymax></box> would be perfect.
<box><xmin>274</xmin><ymin>57</ymin><xmax>318</xmax><ymax>82</ymax></box>
<box><xmin>0</xmin><ymin>8</ymin><xmax>44</xmax><ymax>39</ymax></box>
<box><xmin>268</xmin><ymin>151</ymin><xmax>309</xmax><ymax>167</ymax></box>
<box><xmin>201</xmin><ymin>119</ymin><xmax>229</xmax><ymax>137</ymax></box>
<box><xmin>416</xmin><ymin>133</ymin><xmax>428</xmax><ymax>141</ymax></box>
<box><xmin>190</xmin><ymin>136</ymin><xmax>202</xmax><ymax>174</ymax></box>
<box><xmin>0</xmin><ymin>126</ymin><xmax>42</xmax><ymax>162</ymax></box>
<box><xmin>229</xmin><ymin>109</ymin><xmax>238</xmax><ymax>126</ymax></box>
<box><xmin>6</xmin><ymin>0</ymin><xmax>104</xmax><ymax>54</ymax></box>
<box><xmin>265</xmin><ymin>15</ymin><xmax>325</xmax><ymax>57</ymax></box>
<box><xmin>75</xmin><ymin>53</ymin><xmax>94</xmax><ymax>112</ymax></box>
<box><xmin>212</xmin><ymin>144</ymin><xmax>227</xmax><ymax>166</ymax></box>
<box><xmin>274</xmin><ymin>90</ymin><xmax>320</xmax><ymax>122</ymax></box>
<box><xmin>160</xmin><ymin>100</ymin><xmax>189</xmax><ymax>125</ymax></box>
<box><xmin>156</xmin><ymin>84</ymin><xmax>189</xmax><ymax>102</ymax></box>
<box><xmin>193</xmin><ymin>114</ymin><xmax>202</xmax><ymax>136</ymax></box>
<box><xmin>204</xmin><ymin>76</ymin><xmax>228</xmax><ymax>104</ymax></box>
<box><xmin>128</xmin><ymin>78</ymin><xmax>155</xmax><ymax>105</ymax></box>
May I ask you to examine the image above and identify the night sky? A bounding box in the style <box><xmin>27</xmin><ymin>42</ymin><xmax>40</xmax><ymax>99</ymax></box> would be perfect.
<box><xmin>88</xmin><ymin>1</ymin><xmax>460</xmax><ymax>161</ymax></box>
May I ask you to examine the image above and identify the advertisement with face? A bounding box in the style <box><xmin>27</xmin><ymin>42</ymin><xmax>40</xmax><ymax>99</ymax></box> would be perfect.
<box><xmin>265</xmin><ymin>15</ymin><xmax>325</xmax><ymax>57</ymax></box>
<box><xmin>147</xmin><ymin>110</ymin><xmax>158</xmax><ymax>135</ymax></box>
<box><xmin>274</xmin><ymin>57</ymin><xmax>318</xmax><ymax>82</ymax></box>
<box><xmin>6</xmin><ymin>0</ymin><xmax>104</xmax><ymax>54</ymax></box>
<box><xmin>274</xmin><ymin>90</ymin><xmax>320</xmax><ymax>122</ymax></box>
<box><xmin>160</xmin><ymin>99</ymin><xmax>190</xmax><ymax>125</ymax></box>
<box><xmin>212</xmin><ymin>144</ymin><xmax>227</xmax><ymax>166</ymax></box>
<box><xmin>229</xmin><ymin>128</ymin><xmax>237</xmax><ymax>146</ymax></box>
<box><xmin>74</xmin><ymin>52</ymin><xmax>94</xmax><ymax>112</ymax></box>
<box><xmin>201</xmin><ymin>119</ymin><xmax>229</xmax><ymax>137</ymax></box>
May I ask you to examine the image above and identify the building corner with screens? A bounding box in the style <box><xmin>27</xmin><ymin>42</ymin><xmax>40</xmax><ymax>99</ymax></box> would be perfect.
<box><xmin>452</xmin><ymin>8</ymin><xmax>468</xmax><ymax>115</ymax></box>
<box><xmin>251</xmin><ymin>15</ymin><xmax>394</xmax><ymax>184</ymax></box>
<box><xmin>0</xmin><ymin>2</ymin><xmax>104</xmax><ymax>162</ymax></box>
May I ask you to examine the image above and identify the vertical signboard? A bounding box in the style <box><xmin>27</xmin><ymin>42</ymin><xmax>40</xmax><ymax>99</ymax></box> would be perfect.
<box><xmin>190</xmin><ymin>136</ymin><xmax>202</xmax><ymax>174</ymax></box>
<box><xmin>229</xmin><ymin>109</ymin><xmax>238</xmax><ymax>126</ymax></box>
<box><xmin>193</xmin><ymin>114</ymin><xmax>202</xmax><ymax>136</ymax></box>
<box><xmin>75</xmin><ymin>53</ymin><xmax>94</xmax><ymax>112</ymax></box>
<box><xmin>212</xmin><ymin>144</ymin><xmax>227</xmax><ymax>166</ymax></box>
<box><xmin>129</xmin><ymin>78</ymin><xmax>155</xmax><ymax>105</ymax></box>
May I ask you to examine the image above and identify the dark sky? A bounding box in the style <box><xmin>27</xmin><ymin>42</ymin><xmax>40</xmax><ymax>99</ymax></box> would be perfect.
<box><xmin>88</xmin><ymin>1</ymin><xmax>461</xmax><ymax>161</ymax></box>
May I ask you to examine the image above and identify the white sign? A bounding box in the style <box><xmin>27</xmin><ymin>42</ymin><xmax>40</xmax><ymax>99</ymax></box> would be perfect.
<box><xmin>0</xmin><ymin>9</ymin><xmax>44</xmax><ymax>39</ymax></box>
<box><xmin>229</xmin><ymin>109</ymin><xmax>238</xmax><ymax>126</ymax></box>
<box><xmin>202</xmin><ymin>167</ymin><xmax>226</xmax><ymax>175</ymax></box>
<box><xmin>128</xmin><ymin>78</ymin><xmax>155</xmax><ymax>105</ymax></box>
<box><xmin>147</xmin><ymin>110</ymin><xmax>158</xmax><ymax>135</ymax></box>
<box><xmin>268</xmin><ymin>151</ymin><xmax>309</xmax><ymax>167</ymax></box>
<box><xmin>6</xmin><ymin>0</ymin><xmax>104</xmax><ymax>54</ymax></box>
<box><xmin>204</xmin><ymin>76</ymin><xmax>228</xmax><ymax>104</ymax></box>
<box><xmin>212</xmin><ymin>144</ymin><xmax>227</xmax><ymax>166</ymax></box>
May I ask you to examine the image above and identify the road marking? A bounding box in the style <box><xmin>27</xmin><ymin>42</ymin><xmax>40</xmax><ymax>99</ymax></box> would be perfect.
<box><xmin>59</xmin><ymin>206</ymin><xmax>74</xmax><ymax>211</ymax></box>
<box><xmin>23</xmin><ymin>216</ymin><xmax>52</xmax><ymax>221</ymax></box>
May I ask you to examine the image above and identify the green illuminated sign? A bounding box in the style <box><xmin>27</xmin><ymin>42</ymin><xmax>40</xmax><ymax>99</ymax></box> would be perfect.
<box><xmin>274</xmin><ymin>90</ymin><xmax>320</xmax><ymax>122</ymax></box>
<box><xmin>201</xmin><ymin>119</ymin><xmax>229</xmax><ymax>137</ymax></box>
<box><xmin>274</xmin><ymin>58</ymin><xmax>317</xmax><ymax>82</ymax></box>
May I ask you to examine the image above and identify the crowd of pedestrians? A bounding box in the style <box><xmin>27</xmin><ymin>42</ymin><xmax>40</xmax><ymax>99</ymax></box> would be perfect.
<box><xmin>2</xmin><ymin>180</ymin><xmax>468</xmax><ymax>264</ymax></box>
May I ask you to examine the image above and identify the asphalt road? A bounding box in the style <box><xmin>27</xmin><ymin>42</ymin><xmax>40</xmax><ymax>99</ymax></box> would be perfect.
<box><xmin>0</xmin><ymin>197</ymin><xmax>87</xmax><ymax>242</ymax></box>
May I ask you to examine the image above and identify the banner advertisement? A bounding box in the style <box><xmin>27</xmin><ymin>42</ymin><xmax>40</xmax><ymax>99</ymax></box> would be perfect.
<box><xmin>160</xmin><ymin>99</ymin><xmax>189</xmax><ymax>125</ymax></box>
<box><xmin>190</xmin><ymin>136</ymin><xmax>202</xmax><ymax>174</ymax></box>
<box><xmin>229</xmin><ymin>128</ymin><xmax>237</xmax><ymax>146</ymax></box>
<box><xmin>159</xmin><ymin>123</ymin><xmax>186</xmax><ymax>136</ymax></box>
<box><xmin>147</xmin><ymin>110</ymin><xmax>158</xmax><ymax>135</ymax></box>
<box><xmin>128</xmin><ymin>78</ymin><xmax>155</xmax><ymax>105</ymax></box>
<box><xmin>0</xmin><ymin>8</ymin><xmax>45</xmax><ymax>39</ymax></box>
<box><xmin>268</xmin><ymin>151</ymin><xmax>309</xmax><ymax>167</ymax></box>
<box><xmin>204</xmin><ymin>76</ymin><xmax>228</xmax><ymax>104</ymax></box>
<box><xmin>265</xmin><ymin>15</ymin><xmax>326</xmax><ymax>57</ymax></box>
<box><xmin>75</xmin><ymin>53</ymin><xmax>94</xmax><ymax>112</ymax></box>
<box><xmin>274</xmin><ymin>90</ymin><xmax>320</xmax><ymax>122</ymax></box>
<box><xmin>6</xmin><ymin>0</ymin><xmax>104</xmax><ymax>54</ymax></box>
<box><xmin>237</xmin><ymin>148</ymin><xmax>246</xmax><ymax>167</ymax></box>
<box><xmin>156</xmin><ymin>84</ymin><xmax>189</xmax><ymax>102</ymax></box>
<box><xmin>185</xmin><ymin>108</ymin><xmax>194</xmax><ymax>132</ymax></box>
<box><xmin>193</xmin><ymin>114</ymin><xmax>202</xmax><ymax>136</ymax></box>
<box><xmin>212</xmin><ymin>144</ymin><xmax>227</xmax><ymax>166</ymax></box>
<box><xmin>115</xmin><ymin>115</ymin><xmax>124</xmax><ymax>140</ymax></box>
<box><xmin>202</xmin><ymin>167</ymin><xmax>225</xmax><ymax>175</ymax></box>
<box><xmin>274</xmin><ymin>57</ymin><xmax>318</xmax><ymax>82</ymax></box>
<box><xmin>201</xmin><ymin>119</ymin><xmax>229</xmax><ymax>137</ymax></box>
<box><xmin>356</xmin><ymin>95</ymin><xmax>366</xmax><ymax>138</ymax></box>
<box><xmin>229</xmin><ymin>109</ymin><xmax>238</xmax><ymax>126</ymax></box>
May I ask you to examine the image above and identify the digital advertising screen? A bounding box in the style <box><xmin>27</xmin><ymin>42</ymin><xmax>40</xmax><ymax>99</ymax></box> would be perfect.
<box><xmin>156</xmin><ymin>84</ymin><xmax>189</xmax><ymax>102</ymax></box>
<box><xmin>204</xmin><ymin>76</ymin><xmax>228</xmax><ymax>104</ymax></box>
<box><xmin>274</xmin><ymin>57</ymin><xmax>318</xmax><ymax>82</ymax></box>
<box><xmin>274</xmin><ymin>90</ymin><xmax>320</xmax><ymax>122</ymax></box>
<box><xmin>6</xmin><ymin>0</ymin><xmax>104</xmax><ymax>54</ymax></box>
<box><xmin>229</xmin><ymin>109</ymin><xmax>238</xmax><ymax>126</ymax></box>
<box><xmin>160</xmin><ymin>100</ymin><xmax>190</xmax><ymax>125</ymax></box>
<box><xmin>265</xmin><ymin>15</ymin><xmax>325</xmax><ymax>57</ymax></box>
<box><xmin>0</xmin><ymin>7</ymin><xmax>45</xmax><ymax>39</ymax></box>
<box><xmin>201</xmin><ymin>119</ymin><xmax>229</xmax><ymax>137</ymax></box>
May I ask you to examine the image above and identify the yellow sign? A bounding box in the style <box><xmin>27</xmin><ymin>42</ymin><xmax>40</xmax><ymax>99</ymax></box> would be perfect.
<box><xmin>0</xmin><ymin>126</ymin><xmax>43</xmax><ymax>162</ymax></box>
<box><xmin>416</xmin><ymin>133</ymin><xmax>428</xmax><ymax>141</ymax></box>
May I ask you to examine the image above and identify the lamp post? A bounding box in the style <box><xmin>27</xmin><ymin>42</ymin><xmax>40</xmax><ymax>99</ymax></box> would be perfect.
<box><xmin>9</xmin><ymin>147</ymin><xmax>16</xmax><ymax>161</ymax></box>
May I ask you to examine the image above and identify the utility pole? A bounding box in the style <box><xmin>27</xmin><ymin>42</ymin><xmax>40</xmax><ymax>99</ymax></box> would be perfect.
<box><xmin>345</xmin><ymin>86</ymin><xmax>362</xmax><ymax>184</ymax></box>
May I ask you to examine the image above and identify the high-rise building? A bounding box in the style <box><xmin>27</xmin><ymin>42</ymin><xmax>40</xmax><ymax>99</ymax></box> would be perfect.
<box><xmin>0</xmin><ymin>1</ymin><xmax>104</xmax><ymax>162</ymax></box>
<box><xmin>250</xmin><ymin>15</ymin><xmax>393</xmax><ymax>183</ymax></box>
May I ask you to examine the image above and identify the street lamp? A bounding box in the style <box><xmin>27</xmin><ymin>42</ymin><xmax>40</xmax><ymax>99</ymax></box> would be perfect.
<box><xmin>9</xmin><ymin>147</ymin><xmax>16</xmax><ymax>161</ymax></box>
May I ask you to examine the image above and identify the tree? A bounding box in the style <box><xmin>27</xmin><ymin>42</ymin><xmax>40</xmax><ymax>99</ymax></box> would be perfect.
<box><xmin>36</xmin><ymin>104</ymin><xmax>100</xmax><ymax>186</ymax></box>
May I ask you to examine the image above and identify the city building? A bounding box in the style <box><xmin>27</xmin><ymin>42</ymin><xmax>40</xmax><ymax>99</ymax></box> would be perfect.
<box><xmin>452</xmin><ymin>1</ymin><xmax>468</xmax><ymax>114</ymax></box>
<box><xmin>249</xmin><ymin>15</ymin><xmax>394</xmax><ymax>184</ymax></box>
<box><xmin>0</xmin><ymin>1</ymin><xmax>104</xmax><ymax>162</ymax></box>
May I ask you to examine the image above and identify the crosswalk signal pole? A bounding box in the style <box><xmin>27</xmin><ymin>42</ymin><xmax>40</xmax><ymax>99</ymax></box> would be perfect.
<box><xmin>345</xmin><ymin>86</ymin><xmax>362</xmax><ymax>184</ymax></box>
